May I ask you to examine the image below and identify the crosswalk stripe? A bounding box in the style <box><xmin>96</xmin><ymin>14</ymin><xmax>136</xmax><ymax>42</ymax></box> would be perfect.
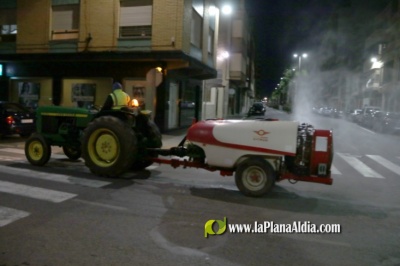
<box><xmin>4</xmin><ymin>147</ymin><xmax>400</xmax><ymax>181</ymax></box>
<box><xmin>0</xmin><ymin>206</ymin><xmax>30</xmax><ymax>227</ymax></box>
<box><xmin>0</xmin><ymin>147</ymin><xmax>68</xmax><ymax>159</ymax></box>
<box><xmin>0</xmin><ymin>156</ymin><xmax>23</xmax><ymax>161</ymax></box>
<box><xmin>0</xmin><ymin>165</ymin><xmax>111</xmax><ymax>188</ymax></box>
<box><xmin>330</xmin><ymin>165</ymin><xmax>342</xmax><ymax>175</ymax></box>
<box><xmin>366</xmin><ymin>155</ymin><xmax>400</xmax><ymax>176</ymax></box>
<box><xmin>336</xmin><ymin>153</ymin><xmax>384</xmax><ymax>178</ymax></box>
<box><xmin>0</xmin><ymin>180</ymin><xmax>77</xmax><ymax>203</ymax></box>
<box><xmin>0</xmin><ymin>148</ymin><xmax>25</xmax><ymax>155</ymax></box>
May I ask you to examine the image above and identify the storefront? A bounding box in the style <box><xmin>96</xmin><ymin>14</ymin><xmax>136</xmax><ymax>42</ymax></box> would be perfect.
<box><xmin>0</xmin><ymin>51</ymin><xmax>216</xmax><ymax>132</ymax></box>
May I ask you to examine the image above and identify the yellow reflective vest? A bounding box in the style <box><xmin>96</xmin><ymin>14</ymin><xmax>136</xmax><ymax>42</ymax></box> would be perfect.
<box><xmin>110</xmin><ymin>89</ymin><xmax>131</xmax><ymax>109</ymax></box>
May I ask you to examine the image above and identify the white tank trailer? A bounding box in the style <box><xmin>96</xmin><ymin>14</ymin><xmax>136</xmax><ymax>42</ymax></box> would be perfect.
<box><xmin>152</xmin><ymin>119</ymin><xmax>333</xmax><ymax>197</ymax></box>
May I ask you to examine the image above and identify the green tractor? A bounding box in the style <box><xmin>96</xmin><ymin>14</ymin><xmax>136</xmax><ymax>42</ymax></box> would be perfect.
<box><xmin>24</xmin><ymin>105</ymin><xmax>162</xmax><ymax>177</ymax></box>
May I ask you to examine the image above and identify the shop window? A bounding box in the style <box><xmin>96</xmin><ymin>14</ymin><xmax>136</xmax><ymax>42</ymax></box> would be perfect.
<box><xmin>120</xmin><ymin>0</ymin><xmax>153</xmax><ymax>38</ymax></box>
<box><xmin>51</xmin><ymin>4</ymin><xmax>80</xmax><ymax>40</ymax></box>
<box><xmin>0</xmin><ymin>9</ymin><xmax>17</xmax><ymax>42</ymax></box>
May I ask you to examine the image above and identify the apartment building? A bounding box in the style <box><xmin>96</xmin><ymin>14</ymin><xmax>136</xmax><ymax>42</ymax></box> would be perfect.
<box><xmin>0</xmin><ymin>0</ymin><xmax>227</xmax><ymax>132</ymax></box>
<box><xmin>362</xmin><ymin>0</ymin><xmax>400</xmax><ymax>112</ymax></box>
<box><xmin>202</xmin><ymin>0</ymin><xmax>254</xmax><ymax>119</ymax></box>
<box><xmin>324</xmin><ymin>0</ymin><xmax>400</xmax><ymax>112</ymax></box>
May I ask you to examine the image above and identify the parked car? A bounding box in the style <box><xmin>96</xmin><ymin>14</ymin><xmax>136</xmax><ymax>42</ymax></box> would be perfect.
<box><xmin>331</xmin><ymin>108</ymin><xmax>344</xmax><ymax>118</ymax></box>
<box><xmin>248</xmin><ymin>102</ymin><xmax>266</xmax><ymax>116</ymax></box>
<box><xmin>318</xmin><ymin>106</ymin><xmax>333</xmax><ymax>116</ymax></box>
<box><xmin>312</xmin><ymin>106</ymin><xmax>322</xmax><ymax>114</ymax></box>
<box><xmin>371</xmin><ymin>111</ymin><xmax>400</xmax><ymax>134</ymax></box>
<box><xmin>347</xmin><ymin>109</ymin><xmax>362</xmax><ymax>122</ymax></box>
<box><xmin>0</xmin><ymin>102</ymin><xmax>35</xmax><ymax>138</ymax></box>
<box><xmin>359</xmin><ymin>106</ymin><xmax>381</xmax><ymax>126</ymax></box>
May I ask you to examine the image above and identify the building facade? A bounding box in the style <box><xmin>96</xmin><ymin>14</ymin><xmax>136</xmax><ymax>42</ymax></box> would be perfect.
<box><xmin>202</xmin><ymin>0</ymin><xmax>254</xmax><ymax>119</ymax></box>
<box><xmin>0</xmin><ymin>0</ymin><xmax>242</xmax><ymax>132</ymax></box>
<box><xmin>315</xmin><ymin>0</ymin><xmax>400</xmax><ymax>113</ymax></box>
<box><xmin>362</xmin><ymin>0</ymin><xmax>400</xmax><ymax>111</ymax></box>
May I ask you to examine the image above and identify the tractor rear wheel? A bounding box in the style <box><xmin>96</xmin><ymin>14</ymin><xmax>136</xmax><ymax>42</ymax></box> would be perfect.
<box><xmin>235</xmin><ymin>157</ymin><xmax>275</xmax><ymax>197</ymax></box>
<box><xmin>82</xmin><ymin>116</ymin><xmax>137</xmax><ymax>177</ymax></box>
<box><xmin>146</xmin><ymin>119</ymin><xmax>162</xmax><ymax>148</ymax></box>
<box><xmin>25</xmin><ymin>133</ymin><xmax>52</xmax><ymax>166</ymax></box>
<box><xmin>129</xmin><ymin>114</ymin><xmax>162</xmax><ymax>171</ymax></box>
<box><xmin>63</xmin><ymin>145</ymin><xmax>81</xmax><ymax>161</ymax></box>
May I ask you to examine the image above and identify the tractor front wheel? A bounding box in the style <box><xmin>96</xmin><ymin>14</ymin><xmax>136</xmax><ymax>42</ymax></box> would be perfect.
<box><xmin>25</xmin><ymin>133</ymin><xmax>52</xmax><ymax>166</ymax></box>
<box><xmin>82</xmin><ymin>116</ymin><xmax>137</xmax><ymax>177</ymax></box>
<box><xmin>235</xmin><ymin>157</ymin><xmax>275</xmax><ymax>197</ymax></box>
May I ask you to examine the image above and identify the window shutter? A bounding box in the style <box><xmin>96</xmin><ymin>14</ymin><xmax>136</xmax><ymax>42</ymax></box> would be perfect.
<box><xmin>120</xmin><ymin>5</ymin><xmax>152</xmax><ymax>27</ymax></box>
<box><xmin>52</xmin><ymin>5</ymin><xmax>79</xmax><ymax>30</ymax></box>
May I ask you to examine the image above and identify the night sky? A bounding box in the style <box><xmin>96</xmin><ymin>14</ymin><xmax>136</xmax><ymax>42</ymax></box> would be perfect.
<box><xmin>246</xmin><ymin>0</ymin><xmax>392</xmax><ymax>97</ymax></box>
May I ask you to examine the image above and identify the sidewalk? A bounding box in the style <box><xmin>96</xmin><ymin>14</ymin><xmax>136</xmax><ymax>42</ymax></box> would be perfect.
<box><xmin>161</xmin><ymin>129</ymin><xmax>187</xmax><ymax>149</ymax></box>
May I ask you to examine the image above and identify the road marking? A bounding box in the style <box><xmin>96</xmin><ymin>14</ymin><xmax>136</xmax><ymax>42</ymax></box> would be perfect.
<box><xmin>0</xmin><ymin>165</ymin><xmax>111</xmax><ymax>188</ymax></box>
<box><xmin>0</xmin><ymin>148</ymin><xmax>25</xmax><ymax>155</ymax></box>
<box><xmin>0</xmin><ymin>206</ymin><xmax>30</xmax><ymax>227</ymax></box>
<box><xmin>366</xmin><ymin>155</ymin><xmax>400</xmax><ymax>176</ymax></box>
<box><xmin>73</xmin><ymin>199</ymin><xmax>129</xmax><ymax>212</ymax></box>
<box><xmin>359</xmin><ymin>126</ymin><xmax>376</xmax><ymax>134</ymax></box>
<box><xmin>0</xmin><ymin>148</ymin><xmax>67</xmax><ymax>159</ymax></box>
<box><xmin>336</xmin><ymin>153</ymin><xmax>384</xmax><ymax>178</ymax></box>
<box><xmin>0</xmin><ymin>156</ymin><xmax>23</xmax><ymax>162</ymax></box>
<box><xmin>330</xmin><ymin>165</ymin><xmax>342</xmax><ymax>175</ymax></box>
<box><xmin>0</xmin><ymin>180</ymin><xmax>77</xmax><ymax>203</ymax></box>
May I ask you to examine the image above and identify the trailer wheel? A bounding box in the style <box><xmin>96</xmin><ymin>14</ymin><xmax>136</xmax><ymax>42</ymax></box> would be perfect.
<box><xmin>235</xmin><ymin>157</ymin><xmax>275</xmax><ymax>197</ymax></box>
<box><xmin>25</xmin><ymin>133</ymin><xmax>52</xmax><ymax>166</ymax></box>
<box><xmin>63</xmin><ymin>145</ymin><xmax>81</xmax><ymax>161</ymax></box>
<box><xmin>82</xmin><ymin>116</ymin><xmax>137</xmax><ymax>177</ymax></box>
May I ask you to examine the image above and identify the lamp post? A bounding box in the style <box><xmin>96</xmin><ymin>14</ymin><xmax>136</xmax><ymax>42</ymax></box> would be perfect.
<box><xmin>292</xmin><ymin>53</ymin><xmax>307</xmax><ymax>113</ymax></box>
<box><xmin>220</xmin><ymin>4</ymin><xmax>234</xmax><ymax>115</ymax></box>
<box><xmin>293</xmin><ymin>53</ymin><xmax>308</xmax><ymax>71</ymax></box>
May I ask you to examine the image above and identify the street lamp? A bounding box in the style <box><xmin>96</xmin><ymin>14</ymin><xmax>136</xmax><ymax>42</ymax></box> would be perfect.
<box><xmin>293</xmin><ymin>53</ymin><xmax>308</xmax><ymax>71</ymax></box>
<box><xmin>217</xmin><ymin>50</ymin><xmax>229</xmax><ymax>61</ymax></box>
<box><xmin>371</xmin><ymin>57</ymin><xmax>383</xmax><ymax>69</ymax></box>
<box><xmin>220</xmin><ymin>4</ymin><xmax>234</xmax><ymax>115</ymax></box>
<box><xmin>222</xmin><ymin>5</ymin><xmax>232</xmax><ymax>15</ymax></box>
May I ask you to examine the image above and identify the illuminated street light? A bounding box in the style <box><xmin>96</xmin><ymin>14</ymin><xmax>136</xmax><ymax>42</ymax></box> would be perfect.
<box><xmin>293</xmin><ymin>53</ymin><xmax>308</xmax><ymax>71</ymax></box>
<box><xmin>217</xmin><ymin>50</ymin><xmax>230</xmax><ymax>61</ymax></box>
<box><xmin>371</xmin><ymin>57</ymin><xmax>383</xmax><ymax>69</ymax></box>
<box><xmin>222</xmin><ymin>5</ymin><xmax>232</xmax><ymax>15</ymax></box>
<box><xmin>209</xmin><ymin>5</ymin><xmax>217</xmax><ymax>16</ymax></box>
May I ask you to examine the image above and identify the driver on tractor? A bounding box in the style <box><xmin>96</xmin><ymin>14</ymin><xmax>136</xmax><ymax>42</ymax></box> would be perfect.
<box><xmin>102</xmin><ymin>82</ymin><xmax>131</xmax><ymax>111</ymax></box>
